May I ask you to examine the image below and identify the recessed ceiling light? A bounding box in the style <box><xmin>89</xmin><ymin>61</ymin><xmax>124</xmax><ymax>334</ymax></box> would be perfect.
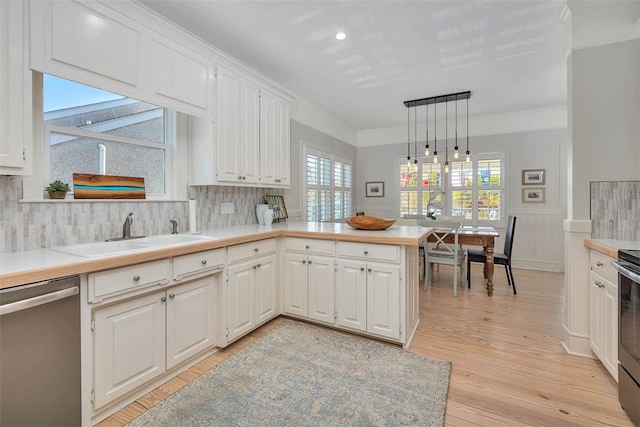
<box><xmin>335</xmin><ymin>31</ymin><xmax>347</xmax><ymax>41</ymax></box>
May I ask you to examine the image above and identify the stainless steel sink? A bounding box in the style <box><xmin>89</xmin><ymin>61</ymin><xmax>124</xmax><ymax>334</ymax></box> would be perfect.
<box><xmin>51</xmin><ymin>234</ymin><xmax>213</xmax><ymax>258</ymax></box>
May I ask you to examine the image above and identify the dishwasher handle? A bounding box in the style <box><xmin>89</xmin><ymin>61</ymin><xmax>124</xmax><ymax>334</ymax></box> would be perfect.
<box><xmin>0</xmin><ymin>286</ymin><xmax>79</xmax><ymax>316</ymax></box>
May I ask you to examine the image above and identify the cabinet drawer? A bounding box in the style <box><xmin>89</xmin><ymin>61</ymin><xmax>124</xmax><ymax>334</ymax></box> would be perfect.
<box><xmin>89</xmin><ymin>259</ymin><xmax>171</xmax><ymax>303</ymax></box>
<box><xmin>590</xmin><ymin>251</ymin><xmax>617</xmax><ymax>283</ymax></box>
<box><xmin>228</xmin><ymin>238</ymin><xmax>276</xmax><ymax>264</ymax></box>
<box><xmin>173</xmin><ymin>248</ymin><xmax>226</xmax><ymax>281</ymax></box>
<box><xmin>337</xmin><ymin>242</ymin><xmax>400</xmax><ymax>263</ymax></box>
<box><xmin>285</xmin><ymin>238</ymin><xmax>334</xmax><ymax>256</ymax></box>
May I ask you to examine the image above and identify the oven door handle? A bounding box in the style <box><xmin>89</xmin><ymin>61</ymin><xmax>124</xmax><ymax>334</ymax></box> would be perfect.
<box><xmin>612</xmin><ymin>260</ymin><xmax>640</xmax><ymax>283</ymax></box>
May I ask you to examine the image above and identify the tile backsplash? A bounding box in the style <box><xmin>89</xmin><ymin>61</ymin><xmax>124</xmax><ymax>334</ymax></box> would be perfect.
<box><xmin>0</xmin><ymin>176</ymin><xmax>283</xmax><ymax>253</ymax></box>
<box><xmin>590</xmin><ymin>181</ymin><xmax>640</xmax><ymax>240</ymax></box>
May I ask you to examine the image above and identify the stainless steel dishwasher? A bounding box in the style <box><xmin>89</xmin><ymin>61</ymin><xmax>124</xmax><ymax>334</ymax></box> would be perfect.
<box><xmin>0</xmin><ymin>275</ymin><xmax>81</xmax><ymax>427</ymax></box>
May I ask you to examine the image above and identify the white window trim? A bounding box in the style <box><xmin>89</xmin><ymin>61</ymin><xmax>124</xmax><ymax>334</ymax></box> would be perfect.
<box><xmin>303</xmin><ymin>143</ymin><xmax>353</xmax><ymax>222</ymax></box>
<box><xmin>398</xmin><ymin>152</ymin><xmax>505</xmax><ymax>226</ymax></box>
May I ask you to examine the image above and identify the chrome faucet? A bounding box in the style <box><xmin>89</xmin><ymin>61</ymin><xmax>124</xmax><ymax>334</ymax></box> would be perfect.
<box><xmin>123</xmin><ymin>212</ymin><xmax>134</xmax><ymax>239</ymax></box>
<box><xmin>170</xmin><ymin>219</ymin><xmax>178</xmax><ymax>234</ymax></box>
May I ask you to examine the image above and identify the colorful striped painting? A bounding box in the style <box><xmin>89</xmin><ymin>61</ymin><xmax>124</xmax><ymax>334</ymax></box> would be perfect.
<box><xmin>73</xmin><ymin>173</ymin><xmax>146</xmax><ymax>199</ymax></box>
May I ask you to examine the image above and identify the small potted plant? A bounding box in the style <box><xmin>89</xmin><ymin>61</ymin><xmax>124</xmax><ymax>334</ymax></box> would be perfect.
<box><xmin>46</xmin><ymin>180</ymin><xmax>70</xmax><ymax>199</ymax></box>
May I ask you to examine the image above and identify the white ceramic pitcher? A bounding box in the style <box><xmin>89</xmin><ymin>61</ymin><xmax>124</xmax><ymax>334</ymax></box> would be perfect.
<box><xmin>262</xmin><ymin>208</ymin><xmax>274</xmax><ymax>225</ymax></box>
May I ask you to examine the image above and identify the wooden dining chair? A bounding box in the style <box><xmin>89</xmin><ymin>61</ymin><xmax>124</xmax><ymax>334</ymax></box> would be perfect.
<box><xmin>423</xmin><ymin>220</ymin><xmax>466</xmax><ymax>296</ymax></box>
<box><xmin>467</xmin><ymin>215</ymin><xmax>517</xmax><ymax>294</ymax></box>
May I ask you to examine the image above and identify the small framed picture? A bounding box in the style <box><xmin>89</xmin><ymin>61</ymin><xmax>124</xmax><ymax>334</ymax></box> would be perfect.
<box><xmin>522</xmin><ymin>169</ymin><xmax>545</xmax><ymax>185</ymax></box>
<box><xmin>365</xmin><ymin>181</ymin><xmax>385</xmax><ymax>197</ymax></box>
<box><xmin>522</xmin><ymin>187</ymin><xmax>545</xmax><ymax>203</ymax></box>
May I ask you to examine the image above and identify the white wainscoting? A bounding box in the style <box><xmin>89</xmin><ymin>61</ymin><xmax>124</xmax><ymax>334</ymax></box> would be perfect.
<box><xmin>509</xmin><ymin>210</ymin><xmax>565</xmax><ymax>272</ymax></box>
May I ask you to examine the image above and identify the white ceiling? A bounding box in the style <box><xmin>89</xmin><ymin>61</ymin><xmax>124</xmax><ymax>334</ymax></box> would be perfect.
<box><xmin>139</xmin><ymin>0</ymin><xmax>568</xmax><ymax>131</ymax></box>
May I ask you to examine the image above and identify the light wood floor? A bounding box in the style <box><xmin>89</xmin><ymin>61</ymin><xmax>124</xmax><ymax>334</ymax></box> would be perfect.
<box><xmin>97</xmin><ymin>265</ymin><xmax>633</xmax><ymax>427</ymax></box>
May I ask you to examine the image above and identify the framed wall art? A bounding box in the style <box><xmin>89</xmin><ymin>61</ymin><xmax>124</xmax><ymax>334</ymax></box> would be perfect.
<box><xmin>522</xmin><ymin>169</ymin><xmax>545</xmax><ymax>185</ymax></box>
<box><xmin>522</xmin><ymin>187</ymin><xmax>545</xmax><ymax>203</ymax></box>
<box><xmin>365</xmin><ymin>181</ymin><xmax>385</xmax><ymax>197</ymax></box>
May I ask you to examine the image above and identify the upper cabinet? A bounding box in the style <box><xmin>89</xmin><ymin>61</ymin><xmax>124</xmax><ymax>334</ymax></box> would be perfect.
<box><xmin>191</xmin><ymin>66</ymin><xmax>291</xmax><ymax>188</ymax></box>
<box><xmin>30</xmin><ymin>0</ymin><xmax>216</xmax><ymax>120</ymax></box>
<box><xmin>0</xmin><ymin>1</ymin><xmax>32</xmax><ymax>174</ymax></box>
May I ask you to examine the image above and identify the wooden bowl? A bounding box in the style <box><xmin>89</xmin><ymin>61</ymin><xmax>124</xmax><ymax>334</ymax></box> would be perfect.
<box><xmin>346</xmin><ymin>215</ymin><xmax>396</xmax><ymax>230</ymax></box>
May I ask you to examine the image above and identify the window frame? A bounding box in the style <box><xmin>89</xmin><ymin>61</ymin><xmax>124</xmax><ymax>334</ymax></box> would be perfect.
<box><xmin>304</xmin><ymin>143</ymin><xmax>353</xmax><ymax>222</ymax></box>
<box><xmin>398</xmin><ymin>152</ymin><xmax>505</xmax><ymax>226</ymax></box>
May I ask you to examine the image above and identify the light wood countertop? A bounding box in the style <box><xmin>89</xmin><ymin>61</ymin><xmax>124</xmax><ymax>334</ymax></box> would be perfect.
<box><xmin>0</xmin><ymin>222</ymin><xmax>431</xmax><ymax>289</ymax></box>
<box><xmin>584</xmin><ymin>238</ymin><xmax>640</xmax><ymax>258</ymax></box>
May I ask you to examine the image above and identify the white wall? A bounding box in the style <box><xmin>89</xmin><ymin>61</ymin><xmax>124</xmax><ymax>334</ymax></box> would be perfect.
<box><xmin>356</xmin><ymin>128</ymin><xmax>568</xmax><ymax>272</ymax></box>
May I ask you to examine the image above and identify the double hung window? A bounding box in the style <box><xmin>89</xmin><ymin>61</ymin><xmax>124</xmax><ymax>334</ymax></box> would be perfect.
<box><xmin>43</xmin><ymin>74</ymin><xmax>173</xmax><ymax>197</ymax></box>
<box><xmin>305</xmin><ymin>145</ymin><xmax>352</xmax><ymax>222</ymax></box>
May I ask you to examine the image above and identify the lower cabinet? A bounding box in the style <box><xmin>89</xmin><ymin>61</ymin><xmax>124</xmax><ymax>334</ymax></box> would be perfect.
<box><xmin>224</xmin><ymin>239</ymin><xmax>278</xmax><ymax>344</ymax></box>
<box><xmin>92</xmin><ymin>276</ymin><xmax>215</xmax><ymax>409</ymax></box>
<box><xmin>588</xmin><ymin>250</ymin><xmax>618</xmax><ymax>380</ymax></box>
<box><xmin>335</xmin><ymin>260</ymin><xmax>400</xmax><ymax>340</ymax></box>
<box><xmin>283</xmin><ymin>252</ymin><xmax>335</xmax><ymax>325</ymax></box>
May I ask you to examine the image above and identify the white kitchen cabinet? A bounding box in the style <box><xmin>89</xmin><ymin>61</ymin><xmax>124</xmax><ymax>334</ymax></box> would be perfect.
<box><xmin>588</xmin><ymin>250</ymin><xmax>618</xmax><ymax>380</ymax></box>
<box><xmin>260</xmin><ymin>87</ymin><xmax>290</xmax><ymax>187</ymax></box>
<box><xmin>93</xmin><ymin>291</ymin><xmax>166</xmax><ymax>409</ymax></box>
<box><xmin>0</xmin><ymin>0</ymin><xmax>31</xmax><ymax>174</ymax></box>
<box><xmin>224</xmin><ymin>239</ymin><xmax>278</xmax><ymax>343</ymax></box>
<box><xmin>335</xmin><ymin>242</ymin><xmax>402</xmax><ymax>340</ymax></box>
<box><xmin>283</xmin><ymin>238</ymin><xmax>335</xmax><ymax>324</ymax></box>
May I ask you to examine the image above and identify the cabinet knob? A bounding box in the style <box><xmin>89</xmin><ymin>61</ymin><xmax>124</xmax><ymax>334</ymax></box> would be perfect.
<box><xmin>254</xmin><ymin>248</ymin><xmax>259</xmax><ymax>252</ymax></box>
<box><xmin>253</xmin><ymin>265</ymin><xmax>257</xmax><ymax>269</ymax></box>
<box><xmin>257</xmin><ymin>263</ymin><xmax>261</xmax><ymax>268</ymax></box>
<box><xmin>169</xmin><ymin>293</ymin><xmax>175</xmax><ymax>299</ymax></box>
<box><xmin>133</xmin><ymin>275</ymin><xmax>141</xmax><ymax>282</ymax></box>
<box><xmin>308</xmin><ymin>260</ymin><xmax>312</xmax><ymax>264</ymax></box>
<box><xmin>201</xmin><ymin>259</ymin><xmax>207</xmax><ymax>265</ymax></box>
<box><xmin>305</xmin><ymin>245</ymin><xmax>310</xmax><ymax>249</ymax></box>
<box><xmin>596</xmin><ymin>261</ymin><xmax>603</xmax><ymax>267</ymax></box>
<box><xmin>364</xmin><ymin>250</ymin><xmax>369</xmax><ymax>255</ymax></box>
<box><xmin>161</xmin><ymin>296</ymin><xmax>167</xmax><ymax>302</ymax></box>
<box><xmin>368</xmin><ymin>268</ymin><xmax>372</xmax><ymax>272</ymax></box>
<box><xmin>302</xmin><ymin>260</ymin><xmax>307</xmax><ymax>264</ymax></box>
<box><xmin>595</xmin><ymin>280</ymin><xmax>604</xmax><ymax>288</ymax></box>
<box><xmin>360</xmin><ymin>267</ymin><xmax>365</xmax><ymax>271</ymax></box>
<box><xmin>238</xmin><ymin>176</ymin><xmax>242</xmax><ymax>180</ymax></box>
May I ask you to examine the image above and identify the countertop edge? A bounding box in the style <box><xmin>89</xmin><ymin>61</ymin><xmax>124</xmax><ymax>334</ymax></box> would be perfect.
<box><xmin>584</xmin><ymin>239</ymin><xmax>619</xmax><ymax>258</ymax></box>
<box><xmin>1</xmin><ymin>227</ymin><xmax>431</xmax><ymax>289</ymax></box>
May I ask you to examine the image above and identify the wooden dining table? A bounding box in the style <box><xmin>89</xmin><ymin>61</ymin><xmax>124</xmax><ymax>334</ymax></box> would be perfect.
<box><xmin>426</xmin><ymin>226</ymin><xmax>500</xmax><ymax>296</ymax></box>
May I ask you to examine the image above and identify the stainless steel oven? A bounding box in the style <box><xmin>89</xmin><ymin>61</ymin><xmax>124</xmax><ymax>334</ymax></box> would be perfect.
<box><xmin>613</xmin><ymin>249</ymin><xmax>640</xmax><ymax>426</ymax></box>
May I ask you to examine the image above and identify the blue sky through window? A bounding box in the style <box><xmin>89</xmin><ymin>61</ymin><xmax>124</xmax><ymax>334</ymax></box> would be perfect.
<box><xmin>44</xmin><ymin>74</ymin><xmax>124</xmax><ymax>112</ymax></box>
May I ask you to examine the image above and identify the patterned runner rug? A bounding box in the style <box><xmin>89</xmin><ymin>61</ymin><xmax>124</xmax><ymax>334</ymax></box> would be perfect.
<box><xmin>126</xmin><ymin>321</ymin><xmax>450</xmax><ymax>426</ymax></box>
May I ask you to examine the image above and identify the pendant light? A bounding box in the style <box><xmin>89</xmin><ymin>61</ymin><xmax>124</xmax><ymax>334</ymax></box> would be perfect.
<box><xmin>406</xmin><ymin>106</ymin><xmax>411</xmax><ymax>167</ymax></box>
<box><xmin>433</xmin><ymin>102</ymin><xmax>438</xmax><ymax>164</ymax></box>
<box><xmin>444</xmin><ymin>99</ymin><xmax>449</xmax><ymax>174</ymax></box>
<box><xmin>465</xmin><ymin>97</ymin><xmax>471</xmax><ymax>162</ymax></box>
<box><xmin>454</xmin><ymin>99</ymin><xmax>459</xmax><ymax>159</ymax></box>
<box><xmin>424</xmin><ymin>102</ymin><xmax>429</xmax><ymax>156</ymax></box>
<box><xmin>414</xmin><ymin>104</ymin><xmax>418</xmax><ymax>164</ymax></box>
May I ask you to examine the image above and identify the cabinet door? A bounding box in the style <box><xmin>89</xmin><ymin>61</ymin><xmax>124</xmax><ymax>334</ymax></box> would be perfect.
<box><xmin>239</xmin><ymin>79</ymin><xmax>260</xmax><ymax>183</ymax></box>
<box><xmin>259</xmin><ymin>88</ymin><xmax>289</xmax><ymax>187</ymax></box>
<box><xmin>226</xmin><ymin>261</ymin><xmax>255</xmax><ymax>342</ymax></box>
<box><xmin>254</xmin><ymin>254</ymin><xmax>277</xmax><ymax>324</ymax></box>
<box><xmin>308</xmin><ymin>255</ymin><xmax>335</xmax><ymax>325</ymax></box>
<box><xmin>602</xmin><ymin>279</ymin><xmax>618</xmax><ymax>379</ymax></box>
<box><xmin>336</xmin><ymin>260</ymin><xmax>367</xmax><ymax>332</ymax></box>
<box><xmin>93</xmin><ymin>291</ymin><xmax>166</xmax><ymax>409</ymax></box>
<box><xmin>215</xmin><ymin>65</ymin><xmax>241</xmax><ymax>183</ymax></box>
<box><xmin>589</xmin><ymin>271</ymin><xmax>603</xmax><ymax>359</ymax></box>
<box><xmin>166</xmin><ymin>277</ymin><xmax>216</xmax><ymax>370</ymax></box>
<box><xmin>367</xmin><ymin>263</ymin><xmax>401</xmax><ymax>340</ymax></box>
<box><xmin>282</xmin><ymin>252</ymin><xmax>309</xmax><ymax>317</ymax></box>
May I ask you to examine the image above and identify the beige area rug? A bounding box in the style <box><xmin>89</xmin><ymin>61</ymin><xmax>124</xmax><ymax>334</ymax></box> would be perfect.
<box><xmin>126</xmin><ymin>321</ymin><xmax>451</xmax><ymax>426</ymax></box>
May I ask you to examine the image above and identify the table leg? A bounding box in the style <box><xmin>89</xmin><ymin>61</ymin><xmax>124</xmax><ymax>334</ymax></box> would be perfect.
<box><xmin>486</xmin><ymin>244</ymin><xmax>495</xmax><ymax>296</ymax></box>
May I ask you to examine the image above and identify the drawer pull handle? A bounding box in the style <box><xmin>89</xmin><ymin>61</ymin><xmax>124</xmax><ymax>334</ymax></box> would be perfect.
<box><xmin>594</xmin><ymin>280</ymin><xmax>604</xmax><ymax>288</ymax></box>
<box><xmin>596</xmin><ymin>261</ymin><xmax>603</xmax><ymax>267</ymax></box>
<box><xmin>305</xmin><ymin>245</ymin><xmax>310</xmax><ymax>249</ymax></box>
<box><xmin>257</xmin><ymin>263</ymin><xmax>261</xmax><ymax>268</ymax></box>
<box><xmin>201</xmin><ymin>260</ymin><xmax>207</xmax><ymax>265</ymax></box>
<box><xmin>253</xmin><ymin>265</ymin><xmax>257</xmax><ymax>269</ymax></box>
<box><xmin>308</xmin><ymin>260</ymin><xmax>312</xmax><ymax>264</ymax></box>
<box><xmin>360</xmin><ymin>267</ymin><xmax>365</xmax><ymax>271</ymax></box>
<box><xmin>254</xmin><ymin>248</ymin><xmax>259</xmax><ymax>252</ymax></box>
<box><xmin>364</xmin><ymin>250</ymin><xmax>369</xmax><ymax>255</ymax></box>
<box><xmin>302</xmin><ymin>260</ymin><xmax>307</xmax><ymax>264</ymax></box>
<box><xmin>368</xmin><ymin>267</ymin><xmax>372</xmax><ymax>272</ymax></box>
<box><xmin>161</xmin><ymin>296</ymin><xmax>167</xmax><ymax>302</ymax></box>
<box><xmin>133</xmin><ymin>275</ymin><xmax>141</xmax><ymax>282</ymax></box>
<box><xmin>169</xmin><ymin>293</ymin><xmax>175</xmax><ymax>299</ymax></box>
